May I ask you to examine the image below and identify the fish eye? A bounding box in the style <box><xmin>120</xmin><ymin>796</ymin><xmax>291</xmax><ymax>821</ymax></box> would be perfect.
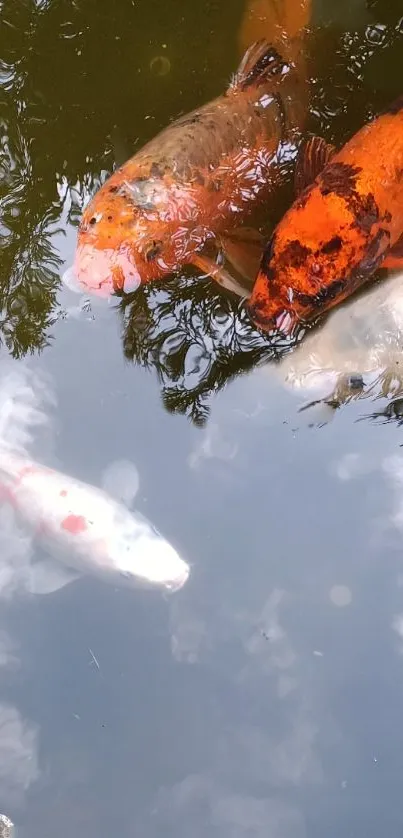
<box><xmin>144</xmin><ymin>240</ymin><xmax>163</xmax><ymax>262</ymax></box>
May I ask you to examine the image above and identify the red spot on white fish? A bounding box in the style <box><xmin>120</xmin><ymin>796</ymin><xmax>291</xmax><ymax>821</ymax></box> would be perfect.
<box><xmin>61</xmin><ymin>514</ymin><xmax>87</xmax><ymax>534</ymax></box>
<box><xmin>15</xmin><ymin>465</ymin><xmax>40</xmax><ymax>487</ymax></box>
<box><xmin>18</xmin><ymin>466</ymin><xmax>38</xmax><ymax>478</ymax></box>
<box><xmin>60</xmin><ymin>489</ymin><xmax>68</xmax><ymax>497</ymax></box>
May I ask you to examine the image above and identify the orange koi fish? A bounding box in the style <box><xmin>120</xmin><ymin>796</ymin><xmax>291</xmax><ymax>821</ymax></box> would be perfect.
<box><xmin>246</xmin><ymin>96</ymin><xmax>403</xmax><ymax>335</ymax></box>
<box><xmin>71</xmin><ymin>40</ymin><xmax>306</xmax><ymax>298</ymax></box>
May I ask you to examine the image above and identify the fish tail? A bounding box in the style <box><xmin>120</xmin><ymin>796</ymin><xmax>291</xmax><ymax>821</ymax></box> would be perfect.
<box><xmin>0</xmin><ymin>364</ymin><xmax>53</xmax><ymax>461</ymax></box>
<box><xmin>238</xmin><ymin>0</ymin><xmax>312</xmax><ymax>58</ymax></box>
<box><xmin>231</xmin><ymin>39</ymin><xmax>290</xmax><ymax>93</ymax></box>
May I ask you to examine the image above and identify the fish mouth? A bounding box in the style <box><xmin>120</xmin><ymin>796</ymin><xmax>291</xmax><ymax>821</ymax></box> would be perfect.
<box><xmin>245</xmin><ymin>300</ymin><xmax>278</xmax><ymax>332</ymax></box>
<box><xmin>246</xmin><ymin>298</ymin><xmax>298</xmax><ymax>338</ymax></box>
<box><xmin>165</xmin><ymin>564</ymin><xmax>190</xmax><ymax>593</ymax></box>
<box><xmin>71</xmin><ymin>244</ymin><xmax>142</xmax><ymax>297</ymax></box>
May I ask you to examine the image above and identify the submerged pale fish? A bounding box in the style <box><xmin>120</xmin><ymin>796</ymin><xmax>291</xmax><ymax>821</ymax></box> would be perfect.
<box><xmin>276</xmin><ymin>269</ymin><xmax>403</xmax><ymax>417</ymax></box>
<box><xmin>0</xmin><ymin>815</ymin><xmax>14</xmax><ymax>838</ymax></box>
<box><xmin>0</xmin><ymin>447</ymin><xmax>189</xmax><ymax>595</ymax></box>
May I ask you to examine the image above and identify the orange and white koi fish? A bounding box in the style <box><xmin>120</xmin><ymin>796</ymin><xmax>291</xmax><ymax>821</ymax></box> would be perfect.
<box><xmin>0</xmin><ymin>448</ymin><xmax>189</xmax><ymax>595</ymax></box>
<box><xmin>247</xmin><ymin>95</ymin><xmax>403</xmax><ymax>335</ymax></box>
<box><xmin>69</xmin><ymin>39</ymin><xmax>305</xmax><ymax>298</ymax></box>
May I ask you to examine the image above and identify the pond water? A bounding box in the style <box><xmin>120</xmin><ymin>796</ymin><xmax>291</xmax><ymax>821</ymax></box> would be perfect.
<box><xmin>1</xmin><ymin>0</ymin><xmax>403</xmax><ymax>835</ymax></box>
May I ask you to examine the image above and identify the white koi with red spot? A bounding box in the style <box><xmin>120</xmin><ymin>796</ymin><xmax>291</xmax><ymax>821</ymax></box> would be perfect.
<box><xmin>0</xmin><ymin>447</ymin><xmax>190</xmax><ymax>595</ymax></box>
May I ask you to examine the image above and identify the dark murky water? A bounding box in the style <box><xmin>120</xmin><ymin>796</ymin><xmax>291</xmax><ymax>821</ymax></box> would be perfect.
<box><xmin>1</xmin><ymin>1</ymin><xmax>403</xmax><ymax>835</ymax></box>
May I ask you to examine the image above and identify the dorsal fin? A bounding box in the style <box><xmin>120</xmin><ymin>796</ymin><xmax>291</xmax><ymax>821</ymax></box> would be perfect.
<box><xmin>294</xmin><ymin>135</ymin><xmax>337</xmax><ymax>196</ymax></box>
<box><xmin>231</xmin><ymin>40</ymin><xmax>290</xmax><ymax>92</ymax></box>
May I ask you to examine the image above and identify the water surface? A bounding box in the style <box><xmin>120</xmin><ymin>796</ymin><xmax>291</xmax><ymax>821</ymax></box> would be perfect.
<box><xmin>1</xmin><ymin>1</ymin><xmax>403</xmax><ymax>835</ymax></box>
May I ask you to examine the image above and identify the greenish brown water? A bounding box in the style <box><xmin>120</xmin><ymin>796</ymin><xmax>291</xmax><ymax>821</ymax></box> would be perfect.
<box><xmin>1</xmin><ymin>1</ymin><xmax>403</xmax><ymax>835</ymax></box>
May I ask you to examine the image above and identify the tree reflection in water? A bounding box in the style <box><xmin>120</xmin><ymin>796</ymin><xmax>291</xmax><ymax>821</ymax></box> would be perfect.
<box><xmin>119</xmin><ymin>275</ymin><xmax>290</xmax><ymax>426</ymax></box>
<box><xmin>0</xmin><ymin>0</ymin><xmax>402</xmax><ymax>419</ymax></box>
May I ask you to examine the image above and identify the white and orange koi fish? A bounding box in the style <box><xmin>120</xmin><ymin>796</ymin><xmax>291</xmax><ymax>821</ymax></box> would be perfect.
<box><xmin>0</xmin><ymin>447</ymin><xmax>190</xmax><ymax>595</ymax></box>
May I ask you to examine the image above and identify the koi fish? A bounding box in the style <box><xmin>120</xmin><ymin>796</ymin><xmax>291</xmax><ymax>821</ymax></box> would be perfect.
<box><xmin>247</xmin><ymin>95</ymin><xmax>403</xmax><ymax>335</ymax></box>
<box><xmin>69</xmin><ymin>39</ymin><xmax>306</xmax><ymax>298</ymax></box>
<box><xmin>0</xmin><ymin>448</ymin><xmax>190</xmax><ymax>595</ymax></box>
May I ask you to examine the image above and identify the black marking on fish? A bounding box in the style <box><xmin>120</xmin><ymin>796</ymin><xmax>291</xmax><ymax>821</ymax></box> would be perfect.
<box><xmin>319</xmin><ymin>162</ymin><xmax>362</xmax><ymax>199</ymax></box>
<box><xmin>245</xmin><ymin>297</ymin><xmax>275</xmax><ymax>328</ymax></box>
<box><xmin>277</xmin><ymin>239</ymin><xmax>312</xmax><ymax>269</ymax></box>
<box><xmin>357</xmin><ymin>227</ymin><xmax>390</xmax><ymax>273</ymax></box>
<box><xmin>259</xmin><ymin>233</ymin><xmax>276</xmax><ymax>282</ymax></box>
<box><xmin>319</xmin><ymin>161</ymin><xmax>383</xmax><ymax>236</ymax></box>
<box><xmin>388</xmin><ymin>232</ymin><xmax>403</xmax><ymax>258</ymax></box>
<box><xmin>351</xmin><ymin>192</ymin><xmax>380</xmax><ymax>234</ymax></box>
<box><xmin>294</xmin><ymin>278</ymin><xmax>346</xmax><ymax>309</ymax></box>
<box><xmin>320</xmin><ymin>236</ymin><xmax>343</xmax><ymax>255</ymax></box>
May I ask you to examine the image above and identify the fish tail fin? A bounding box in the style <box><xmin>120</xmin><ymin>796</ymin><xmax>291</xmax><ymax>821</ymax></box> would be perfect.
<box><xmin>0</xmin><ymin>364</ymin><xmax>53</xmax><ymax>461</ymax></box>
<box><xmin>231</xmin><ymin>40</ymin><xmax>290</xmax><ymax>92</ymax></box>
<box><xmin>238</xmin><ymin>0</ymin><xmax>312</xmax><ymax>58</ymax></box>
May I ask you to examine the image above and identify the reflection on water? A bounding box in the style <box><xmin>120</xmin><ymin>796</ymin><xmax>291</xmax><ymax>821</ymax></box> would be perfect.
<box><xmin>1</xmin><ymin>0</ymin><xmax>403</xmax><ymax>836</ymax></box>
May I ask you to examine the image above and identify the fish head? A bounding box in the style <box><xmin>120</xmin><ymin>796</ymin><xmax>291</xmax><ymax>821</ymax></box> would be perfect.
<box><xmin>110</xmin><ymin>514</ymin><xmax>190</xmax><ymax>593</ymax></box>
<box><xmin>247</xmin><ymin>181</ymin><xmax>379</xmax><ymax>335</ymax></box>
<box><xmin>71</xmin><ymin>175</ymin><xmax>180</xmax><ymax>296</ymax></box>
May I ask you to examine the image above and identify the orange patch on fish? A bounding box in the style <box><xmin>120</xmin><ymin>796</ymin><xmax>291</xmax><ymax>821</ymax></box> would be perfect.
<box><xmin>61</xmin><ymin>514</ymin><xmax>88</xmax><ymax>534</ymax></box>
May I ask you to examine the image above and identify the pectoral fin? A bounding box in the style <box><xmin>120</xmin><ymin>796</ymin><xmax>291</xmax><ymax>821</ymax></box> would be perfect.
<box><xmin>220</xmin><ymin>227</ymin><xmax>265</xmax><ymax>288</ymax></box>
<box><xmin>294</xmin><ymin>135</ymin><xmax>337</xmax><ymax>196</ymax></box>
<box><xmin>26</xmin><ymin>559</ymin><xmax>81</xmax><ymax>595</ymax></box>
<box><xmin>191</xmin><ymin>253</ymin><xmax>248</xmax><ymax>298</ymax></box>
<box><xmin>101</xmin><ymin>459</ymin><xmax>139</xmax><ymax>507</ymax></box>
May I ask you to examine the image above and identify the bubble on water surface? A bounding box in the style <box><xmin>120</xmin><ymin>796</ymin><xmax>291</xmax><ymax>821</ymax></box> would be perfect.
<box><xmin>149</xmin><ymin>55</ymin><xmax>171</xmax><ymax>77</ymax></box>
<box><xmin>329</xmin><ymin>585</ymin><xmax>352</xmax><ymax>607</ymax></box>
<box><xmin>61</xmin><ymin>265</ymin><xmax>84</xmax><ymax>294</ymax></box>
